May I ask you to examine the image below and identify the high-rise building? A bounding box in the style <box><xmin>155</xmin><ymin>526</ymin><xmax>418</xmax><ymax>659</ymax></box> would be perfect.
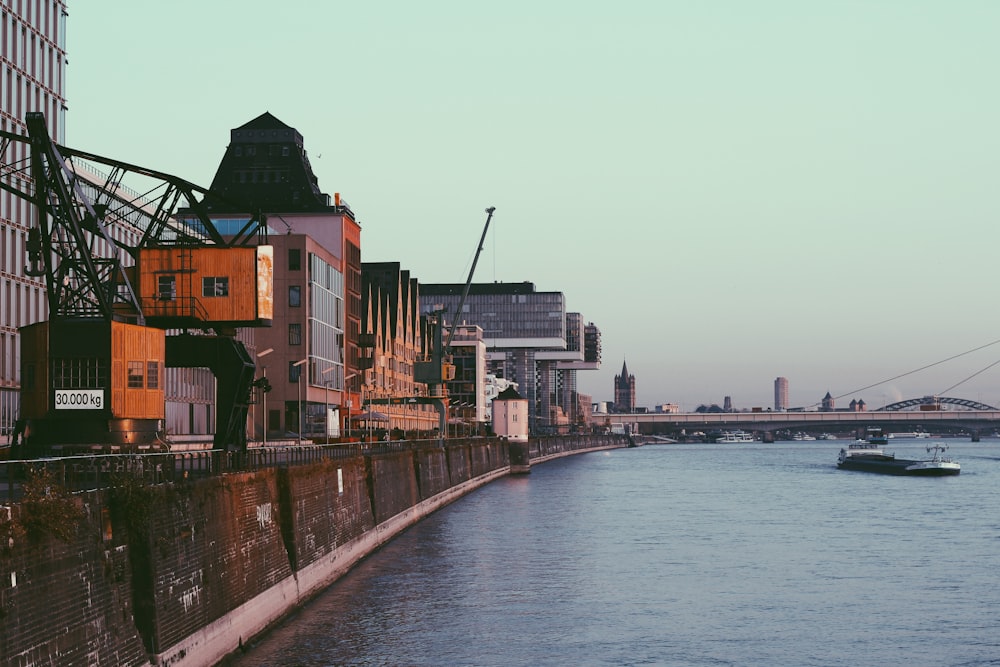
<box><xmin>774</xmin><ymin>376</ymin><xmax>788</xmax><ymax>411</ymax></box>
<box><xmin>614</xmin><ymin>360</ymin><xmax>635</xmax><ymax>413</ymax></box>
<box><xmin>419</xmin><ymin>281</ymin><xmax>600</xmax><ymax>434</ymax></box>
<box><xmin>0</xmin><ymin>2</ymin><xmax>68</xmax><ymax>437</ymax></box>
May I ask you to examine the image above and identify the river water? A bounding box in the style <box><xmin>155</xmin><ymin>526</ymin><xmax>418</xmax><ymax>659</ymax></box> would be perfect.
<box><xmin>230</xmin><ymin>439</ymin><xmax>1000</xmax><ymax>666</ymax></box>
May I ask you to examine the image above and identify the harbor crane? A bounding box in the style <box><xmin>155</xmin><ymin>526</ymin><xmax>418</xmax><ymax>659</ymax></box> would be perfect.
<box><xmin>0</xmin><ymin>113</ymin><xmax>272</xmax><ymax>455</ymax></box>
<box><xmin>412</xmin><ymin>206</ymin><xmax>495</xmax><ymax>437</ymax></box>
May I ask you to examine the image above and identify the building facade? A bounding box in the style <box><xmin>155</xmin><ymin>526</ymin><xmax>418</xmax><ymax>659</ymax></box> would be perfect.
<box><xmin>203</xmin><ymin>112</ymin><xmax>361</xmax><ymax>440</ymax></box>
<box><xmin>360</xmin><ymin>261</ymin><xmax>438</xmax><ymax>437</ymax></box>
<box><xmin>444</xmin><ymin>323</ymin><xmax>487</xmax><ymax>434</ymax></box>
<box><xmin>774</xmin><ymin>376</ymin><xmax>788</xmax><ymax>411</ymax></box>
<box><xmin>0</xmin><ymin>1</ymin><xmax>67</xmax><ymax>438</ymax></box>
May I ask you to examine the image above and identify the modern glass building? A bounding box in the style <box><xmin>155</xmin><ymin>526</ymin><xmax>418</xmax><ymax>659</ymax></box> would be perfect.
<box><xmin>419</xmin><ymin>281</ymin><xmax>600</xmax><ymax>434</ymax></box>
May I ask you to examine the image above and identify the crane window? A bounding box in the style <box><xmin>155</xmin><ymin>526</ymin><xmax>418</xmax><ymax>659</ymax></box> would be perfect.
<box><xmin>203</xmin><ymin>277</ymin><xmax>229</xmax><ymax>297</ymax></box>
<box><xmin>127</xmin><ymin>361</ymin><xmax>144</xmax><ymax>388</ymax></box>
<box><xmin>52</xmin><ymin>357</ymin><xmax>103</xmax><ymax>389</ymax></box>
<box><xmin>146</xmin><ymin>361</ymin><xmax>160</xmax><ymax>390</ymax></box>
<box><xmin>158</xmin><ymin>275</ymin><xmax>176</xmax><ymax>301</ymax></box>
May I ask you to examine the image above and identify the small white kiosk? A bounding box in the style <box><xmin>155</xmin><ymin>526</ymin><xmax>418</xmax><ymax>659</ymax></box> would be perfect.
<box><xmin>492</xmin><ymin>386</ymin><xmax>530</xmax><ymax>473</ymax></box>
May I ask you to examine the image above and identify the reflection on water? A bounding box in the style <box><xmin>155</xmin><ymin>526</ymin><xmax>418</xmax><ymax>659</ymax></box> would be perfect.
<box><xmin>232</xmin><ymin>440</ymin><xmax>1000</xmax><ymax>667</ymax></box>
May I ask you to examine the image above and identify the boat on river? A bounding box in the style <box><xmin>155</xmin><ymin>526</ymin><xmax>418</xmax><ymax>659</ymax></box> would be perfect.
<box><xmin>836</xmin><ymin>442</ymin><xmax>960</xmax><ymax>476</ymax></box>
<box><xmin>865</xmin><ymin>428</ymin><xmax>889</xmax><ymax>445</ymax></box>
<box><xmin>716</xmin><ymin>430</ymin><xmax>755</xmax><ymax>444</ymax></box>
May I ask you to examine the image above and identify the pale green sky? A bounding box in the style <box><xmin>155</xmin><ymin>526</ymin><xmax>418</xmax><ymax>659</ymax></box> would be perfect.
<box><xmin>67</xmin><ymin>1</ymin><xmax>1000</xmax><ymax>409</ymax></box>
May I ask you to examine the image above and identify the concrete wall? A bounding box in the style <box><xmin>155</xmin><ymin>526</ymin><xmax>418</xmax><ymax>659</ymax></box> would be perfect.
<box><xmin>0</xmin><ymin>435</ymin><xmax>623</xmax><ymax>667</ymax></box>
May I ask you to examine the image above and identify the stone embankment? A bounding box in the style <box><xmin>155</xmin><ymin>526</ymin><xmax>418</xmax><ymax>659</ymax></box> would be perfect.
<box><xmin>0</xmin><ymin>434</ymin><xmax>624</xmax><ymax>667</ymax></box>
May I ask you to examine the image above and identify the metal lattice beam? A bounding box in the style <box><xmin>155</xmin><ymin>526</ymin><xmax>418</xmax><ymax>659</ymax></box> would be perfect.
<box><xmin>878</xmin><ymin>396</ymin><xmax>997</xmax><ymax>411</ymax></box>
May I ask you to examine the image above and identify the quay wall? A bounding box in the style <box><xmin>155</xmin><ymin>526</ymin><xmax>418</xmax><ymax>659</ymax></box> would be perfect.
<box><xmin>0</xmin><ymin>435</ymin><xmax>625</xmax><ymax>667</ymax></box>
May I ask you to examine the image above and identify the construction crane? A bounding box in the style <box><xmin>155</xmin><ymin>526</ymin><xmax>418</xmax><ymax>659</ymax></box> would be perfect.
<box><xmin>0</xmin><ymin>113</ymin><xmax>273</xmax><ymax>455</ymax></box>
<box><xmin>412</xmin><ymin>207</ymin><xmax>495</xmax><ymax>437</ymax></box>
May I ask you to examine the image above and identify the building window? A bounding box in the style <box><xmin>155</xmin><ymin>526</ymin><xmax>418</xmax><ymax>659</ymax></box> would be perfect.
<box><xmin>289</xmin><ymin>323</ymin><xmax>302</xmax><ymax>346</ymax></box>
<box><xmin>289</xmin><ymin>361</ymin><xmax>304</xmax><ymax>383</ymax></box>
<box><xmin>157</xmin><ymin>275</ymin><xmax>176</xmax><ymax>301</ymax></box>
<box><xmin>289</xmin><ymin>285</ymin><xmax>301</xmax><ymax>307</ymax></box>
<box><xmin>146</xmin><ymin>361</ymin><xmax>160</xmax><ymax>389</ymax></box>
<box><xmin>203</xmin><ymin>276</ymin><xmax>229</xmax><ymax>297</ymax></box>
<box><xmin>288</xmin><ymin>248</ymin><xmax>301</xmax><ymax>271</ymax></box>
<box><xmin>127</xmin><ymin>361</ymin><xmax>144</xmax><ymax>388</ymax></box>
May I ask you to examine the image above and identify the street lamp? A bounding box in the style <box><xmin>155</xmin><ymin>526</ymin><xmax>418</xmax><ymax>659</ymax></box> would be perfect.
<box><xmin>257</xmin><ymin>348</ymin><xmax>274</xmax><ymax>447</ymax></box>
<box><xmin>344</xmin><ymin>372</ymin><xmax>358</xmax><ymax>438</ymax></box>
<box><xmin>293</xmin><ymin>358</ymin><xmax>308</xmax><ymax>445</ymax></box>
<box><xmin>367</xmin><ymin>384</ymin><xmax>374</xmax><ymax>442</ymax></box>
<box><xmin>322</xmin><ymin>366</ymin><xmax>335</xmax><ymax>440</ymax></box>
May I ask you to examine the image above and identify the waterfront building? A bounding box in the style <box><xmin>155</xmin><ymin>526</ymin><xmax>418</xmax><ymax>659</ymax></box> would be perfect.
<box><xmin>0</xmin><ymin>2</ymin><xmax>67</xmax><ymax>438</ymax></box>
<box><xmin>203</xmin><ymin>112</ymin><xmax>361</xmax><ymax>439</ymax></box>
<box><xmin>614</xmin><ymin>359</ymin><xmax>636</xmax><ymax>413</ymax></box>
<box><xmin>821</xmin><ymin>391</ymin><xmax>835</xmax><ymax>412</ymax></box>
<box><xmin>360</xmin><ymin>262</ymin><xmax>438</xmax><ymax>437</ymax></box>
<box><xmin>444</xmin><ymin>323</ymin><xmax>488</xmax><ymax>434</ymax></box>
<box><xmin>419</xmin><ymin>281</ymin><xmax>601</xmax><ymax>435</ymax></box>
<box><xmin>774</xmin><ymin>376</ymin><xmax>788</xmax><ymax>411</ymax></box>
<box><xmin>492</xmin><ymin>385</ymin><xmax>528</xmax><ymax>443</ymax></box>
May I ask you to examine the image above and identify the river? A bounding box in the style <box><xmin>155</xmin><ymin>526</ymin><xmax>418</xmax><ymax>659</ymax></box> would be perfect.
<box><xmin>229</xmin><ymin>439</ymin><xmax>1000</xmax><ymax>666</ymax></box>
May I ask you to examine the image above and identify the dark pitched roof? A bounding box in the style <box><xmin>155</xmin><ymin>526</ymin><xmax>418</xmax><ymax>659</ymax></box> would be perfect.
<box><xmin>235</xmin><ymin>112</ymin><xmax>293</xmax><ymax>131</ymax></box>
<box><xmin>497</xmin><ymin>386</ymin><xmax>524</xmax><ymax>401</ymax></box>
<box><xmin>203</xmin><ymin>112</ymin><xmax>335</xmax><ymax>214</ymax></box>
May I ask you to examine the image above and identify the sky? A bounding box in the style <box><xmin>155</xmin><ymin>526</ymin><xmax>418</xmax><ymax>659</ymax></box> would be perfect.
<box><xmin>65</xmin><ymin>1</ymin><xmax>1000</xmax><ymax>411</ymax></box>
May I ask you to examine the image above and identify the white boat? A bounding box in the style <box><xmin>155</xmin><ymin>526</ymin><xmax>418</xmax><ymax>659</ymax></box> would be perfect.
<box><xmin>716</xmin><ymin>431</ymin><xmax>755</xmax><ymax>444</ymax></box>
<box><xmin>818</xmin><ymin>433</ymin><xmax>837</xmax><ymax>440</ymax></box>
<box><xmin>792</xmin><ymin>432</ymin><xmax>816</xmax><ymax>441</ymax></box>
<box><xmin>888</xmin><ymin>431</ymin><xmax>931</xmax><ymax>439</ymax></box>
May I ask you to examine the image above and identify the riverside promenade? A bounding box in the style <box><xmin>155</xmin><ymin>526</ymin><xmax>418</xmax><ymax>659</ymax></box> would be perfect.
<box><xmin>0</xmin><ymin>434</ymin><xmax>626</xmax><ymax>667</ymax></box>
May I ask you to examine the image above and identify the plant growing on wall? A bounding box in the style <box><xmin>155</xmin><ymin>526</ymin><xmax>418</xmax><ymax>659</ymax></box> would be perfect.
<box><xmin>19</xmin><ymin>466</ymin><xmax>85</xmax><ymax>542</ymax></box>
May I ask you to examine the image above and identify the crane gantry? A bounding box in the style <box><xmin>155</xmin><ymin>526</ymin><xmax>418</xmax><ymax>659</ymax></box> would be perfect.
<box><xmin>0</xmin><ymin>112</ymin><xmax>273</xmax><ymax>455</ymax></box>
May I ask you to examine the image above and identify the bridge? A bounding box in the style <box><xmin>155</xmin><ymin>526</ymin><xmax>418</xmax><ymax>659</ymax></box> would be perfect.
<box><xmin>597</xmin><ymin>396</ymin><xmax>1000</xmax><ymax>438</ymax></box>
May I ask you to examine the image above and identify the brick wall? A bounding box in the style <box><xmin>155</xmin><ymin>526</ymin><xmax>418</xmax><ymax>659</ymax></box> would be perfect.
<box><xmin>367</xmin><ymin>451</ymin><xmax>419</xmax><ymax>525</ymax></box>
<box><xmin>280</xmin><ymin>457</ymin><xmax>374</xmax><ymax>571</ymax></box>
<box><xmin>0</xmin><ymin>492</ymin><xmax>149</xmax><ymax>667</ymax></box>
<box><xmin>145</xmin><ymin>472</ymin><xmax>293</xmax><ymax>653</ymax></box>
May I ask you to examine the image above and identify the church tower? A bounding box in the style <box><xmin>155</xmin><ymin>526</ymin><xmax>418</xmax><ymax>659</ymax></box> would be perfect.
<box><xmin>614</xmin><ymin>360</ymin><xmax>636</xmax><ymax>412</ymax></box>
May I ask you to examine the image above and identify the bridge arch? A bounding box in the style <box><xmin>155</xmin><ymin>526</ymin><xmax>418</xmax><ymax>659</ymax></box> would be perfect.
<box><xmin>878</xmin><ymin>396</ymin><xmax>997</xmax><ymax>411</ymax></box>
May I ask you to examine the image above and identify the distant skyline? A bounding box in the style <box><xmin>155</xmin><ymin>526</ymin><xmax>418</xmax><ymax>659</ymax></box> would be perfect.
<box><xmin>65</xmin><ymin>2</ymin><xmax>1000</xmax><ymax>410</ymax></box>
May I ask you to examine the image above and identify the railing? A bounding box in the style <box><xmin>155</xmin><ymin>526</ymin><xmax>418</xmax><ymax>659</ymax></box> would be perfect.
<box><xmin>0</xmin><ymin>437</ymin><xmax>489</xmax><ymax>503</ymax></box>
